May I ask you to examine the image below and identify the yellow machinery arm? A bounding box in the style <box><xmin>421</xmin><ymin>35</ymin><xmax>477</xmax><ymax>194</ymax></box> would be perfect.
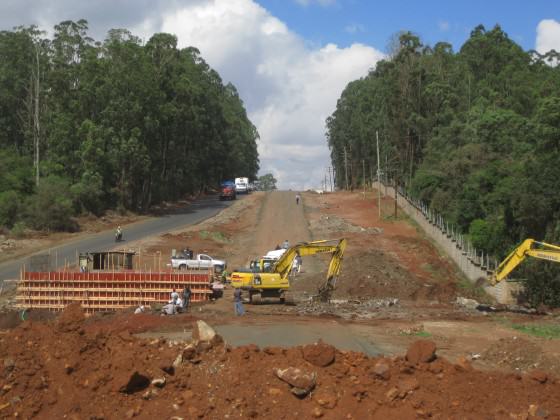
<box><xmin>491</xmin><ymin>238</ymin><xmax>560</xmax><ymax>284</ymax></box>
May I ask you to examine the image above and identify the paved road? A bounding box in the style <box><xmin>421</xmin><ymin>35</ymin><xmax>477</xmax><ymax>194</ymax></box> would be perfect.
<box><xmin>0</xmin><ymin>195</ymin><xmax>235</xmax><ymax>286</ymax></box>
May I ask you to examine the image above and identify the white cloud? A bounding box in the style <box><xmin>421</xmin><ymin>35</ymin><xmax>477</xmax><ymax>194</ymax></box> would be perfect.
<box><xmin>345</xmin><ymin>23</ymin><xmax>366</xmax><ymax>34</ymax></box>
<box><xmin>143</xmin><ymin>0</ymin><xmax>384</xmax><ymax>189</ymax></box>
<box><xmin>438</xmin><ymin>20</ymin><xmax>450</xmax><ymax>32</ymax></box>
<box><xmin>295</xmin><ymin>0</ymin><xmax>337</xmax><ymax>7</ymax></box>
<box><xmin>536</xmin><ymin>19</ymin><xmax>560</xmax><ymax>54</ymax></box>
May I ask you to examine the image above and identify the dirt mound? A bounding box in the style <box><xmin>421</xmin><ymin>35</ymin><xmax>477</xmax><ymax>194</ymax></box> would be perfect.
<box><xmin>1</xmin><ymin>313</ymin><xmax>560</xmax><ymax>419</ymax></box>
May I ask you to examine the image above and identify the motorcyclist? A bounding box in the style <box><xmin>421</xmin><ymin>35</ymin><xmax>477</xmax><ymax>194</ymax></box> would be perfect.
<box><xmin>115</xmin><ymin>226</ymin><xmax>123</xmax><ymax>241</ymax></box>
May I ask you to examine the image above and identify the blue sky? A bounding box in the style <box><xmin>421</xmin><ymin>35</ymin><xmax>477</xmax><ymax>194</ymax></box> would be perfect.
<box><xmin>258</xmin><ymin>0</ymin><xmax>560</xmax><ymax>53</ymax></box>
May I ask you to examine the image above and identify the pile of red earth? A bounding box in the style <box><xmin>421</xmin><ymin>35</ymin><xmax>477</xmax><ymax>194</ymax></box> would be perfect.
<box><xmin>1</xmin><ymin>304</ymin><xmax>559</xmax><ymax>419</ymax></box>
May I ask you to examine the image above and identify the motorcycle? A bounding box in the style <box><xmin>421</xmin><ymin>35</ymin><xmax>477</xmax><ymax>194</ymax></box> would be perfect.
<box><xmin>115</xmin><ymin>231</ymin><xmax>123</xmax><ymax>242</ymax></box>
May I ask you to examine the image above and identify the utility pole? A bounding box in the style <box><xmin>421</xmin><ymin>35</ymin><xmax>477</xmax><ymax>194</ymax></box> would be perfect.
<box><xmin>328</xmin><ymin>167</ymin><xmax>333</xmax><ymax>192</ymax></box>
<box><xmin>324</xmin><ymin>172</ymin><xmax>327</xmax><ymax>193</ymax></box>
<box><xmin>343</xmin><ymin>146</ymin><xmax>349</xmax><ymax>191</ymax></box>
<box><xmin>33</xmin><ymin>43</ymin><xmax>40</xmax><ymax>187</ymax></box>
<box><xmin>376</xmin><ymin>131</ymin><xmax>381</xmax><ymax>219</ymax></box>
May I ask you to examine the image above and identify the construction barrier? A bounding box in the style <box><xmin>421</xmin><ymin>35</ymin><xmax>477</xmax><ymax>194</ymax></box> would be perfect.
<box><xmin>15</xmin><ymin>269</ymin><xmax>213</xmax><ymax>313</ymax></box>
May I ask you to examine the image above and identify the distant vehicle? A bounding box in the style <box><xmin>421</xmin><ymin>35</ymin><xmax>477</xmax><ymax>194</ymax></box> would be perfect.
<box><xmin>220</xmin><ymin>181</ymin><xmax>236</xmax><ymax>200</ymax></box>
<box><xmin>235</xmin><ymin>177</ymin><xmax>249</xmax><ymax>194</ymax></box>
<box><xmin>171</xmin><ymin>253</ymin><xmax>227</xmax><ymax>273</ymax></box>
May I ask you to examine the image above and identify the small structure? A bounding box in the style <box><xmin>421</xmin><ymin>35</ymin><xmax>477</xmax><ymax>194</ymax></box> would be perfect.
<box><xmin>80</xmin><ymin>251</ymin><xmax>135</xmax><ymax>271</ymax></box>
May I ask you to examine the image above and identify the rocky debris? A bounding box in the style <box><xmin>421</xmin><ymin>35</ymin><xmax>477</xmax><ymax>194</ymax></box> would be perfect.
<box><xmin>310</xmin><ymin>214</ymin><xmax>383</xmax><ymax>236</ymax></box>
<box><xmin>1</xmin><ymin>304</ymin><xmax>560</xmax><ymax>419</ymax></box>
<box><xmin>151</xmin><ymin>377</ymin><xmax>166</xmax><ymax>388</ymax></box>
<box><xmin>293</xmin><ymin>297</ymin><xmax>400</xmax><ymax>320</ymax></box>
<box><xmin>302</xmin><ymin>340</ymin><xmax>335</xmax><ymax>367</ymax></box>
<box><xmin>275</xmin><ymin>367</ymin><xmax>317</xmax><ymax>397</ymax></box>
<box><xmin>406</xmin><ymin>340</ymin><xmax>437</xmax><ymax>364</ymax></box>
<box><xmin>314</xmin><ymin>389</ymin><xmax>338</xmax><ymax>409</ymax></box>
<box><xmin>455</xmin><ymin>296</ymin><xmax>480</xmax><ymax>310</ymax></box>
<box><xmin>56</xmin><ymin>302</ymin><xmax>85</xmax><ymax>332</ymax></box>
<box><xmin>528</xmin><ymin>370</ymin><xmax>548</xmax><ymax>384</ymax></box>
<box><xmin>119</xmin><ymin>372</ymin><xmax>151</xmax><ymax>394</ymax></box>
<box><xmin>373</xmin><ymin>360</ymin><xmax>391</xmax><ymax>380</ymax></box>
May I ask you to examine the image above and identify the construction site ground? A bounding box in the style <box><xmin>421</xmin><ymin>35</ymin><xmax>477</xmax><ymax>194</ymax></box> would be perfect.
<box><xmin>1</xmin><ymin>190</ymin><xmax>560</xmax><ymax>419</ymax></box>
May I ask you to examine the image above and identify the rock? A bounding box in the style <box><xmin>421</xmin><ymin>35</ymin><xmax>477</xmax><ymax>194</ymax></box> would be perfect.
<box><xmin>142</xmin><ymin>389</ymin><xmax>158</xmax><ymax>400</ymax></box>
<box><xmin>311</xmin><ymin>407</ymin><xmax>324</xmax><ymax>418</ymax></box>
<box><xmin>196</xmin><ymin>340</ymin><xmax>213</xmax><ymax>353</ymax></box>
<box><xmin>151</xmin><ymin>377</ymin><xmax>166</xmax><ymax>388</ymax></box>
<box><xmin>182</xmin><ymin>344</ymin><xmax>197</xmax><ymax>361</ymax></box>
<box><xmin>302</xmin><ymin>340</ymin><xmax>335</xmax><ymax>367</ymax></box>
<box><xmin>528</xmin><ymin>370</ymin><xmax>548</xmax><ymax>384</ymax></box>
<box><xmin>528</xmin><ymin>404</ymin><xmax>548</xmax><ymax>418</ymax></box>
<box><xmin>398</xmin><ymin>377</ymin><xmax>420</xmax><ymax>394</ymax></box>
<box><xmin>275</xmin><ymin>367</ymin><xmax>317</xmax><ymax>395</ymax></box>
<box><xmin>385</xmin><ymin>387</ymin><xmax>400</xmax><ymax>402</ymax></box>
<box><xmin>456</xmin><ymin>297</ymin><xmax>480</xmax><ymax>310</ymax></box>
<box><xmin>3</xmin><ymin>358</ymin><xmax>15</xmax><ymax>373</ymax></box>
<box><xmin>192</xmin><ymin>320</ymin><xmax>217</xmax><ymax>342</ymax></box>
<box><xmin>119</xmin><ymin>372</ymin><xmax>151</xmax><ymax>394</ymax></box>
<box><xmin>406</xmin><ymin>340</ymin><xmax>437</xmax><ymax>365</ymax></box>
<box><xmin>455</xmin><ymin>356</ymin><xmax>472</xmax><ymax>371</ymax></box>
<box><xmin>172</xmin><ymin>353</ymin><xmax>183</xmax><ymax>368</ymax></box>
<box><xmin>268</xmin><ymin>387</ymin><xmax>283</xmax><ymax>396</ymax></box>
<box><xmin>372</xmin><ymin>360</ymin><xmax>391</xmax><ymax>380</ymax></box>
<box><xmin>161</xmin><ymin>364</ymin><xmax>175</xmax><ymax>375</ymax></box>
<box><xmin>125</xmin><ymin>408</ymin><xmax>136</xmax><ymax>418</ymax></box>
<box><xmin>314</xmin><ymin>390</ymin><xmax>338</xmax><ymax>409</ymax></box>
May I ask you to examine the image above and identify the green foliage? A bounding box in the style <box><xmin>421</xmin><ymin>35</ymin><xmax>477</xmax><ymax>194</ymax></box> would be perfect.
<box><xmin>326</xmin><ymin>25</ymin><xmax>560</xmax><ymax>306</ymax></box>
<box><xmin>0</xmin><ymin>191</ymin><xmax>21</xmax><ymax>228</ymax></box>
<box><xmin>511</xmin><ymin>324</ymin><xmax>560</xmax><ymax>339</ymax></box>
<box><xmin>0</xmin><ymin>20</ymin><xmax>259</xmax><ymax>231</ymax></box>
<box><xmin>258</xmin><ymin>173</ymin><xmax>277</xmax><ymax>191</ymax></box>
<box><xmin>24</xmin><ymin>176</ymin><xmax>77</xmax><ymax>232</ymax></box>
<box><xmin>10</xmin><ymin>221</ymin><xmax>27</xmax><ymax>238</ymax></box>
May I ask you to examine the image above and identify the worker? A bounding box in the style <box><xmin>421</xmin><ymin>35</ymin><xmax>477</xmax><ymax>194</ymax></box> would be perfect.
<box><xmin>291</xmin><ymin>257</ymin><xmax>299</xmax><ymax>277</ymax></box>
<box><xmin>134</xmin><ymin>305</ymin><xmax>145</xmax><ymax>314</ymax></box>
<box><xmin>296</xmin><ymin>253</ymin><xmax>303</xmax><ymax>273</ymax></box>
<box><xmin>183</xmin><ymin>287</ymin><xmax>192</xmax><ymax>311</ymax></box>
<box><xmin>282</xmin><ymin>239</ymin><xmax>290</xmax><ymax>249</ymax></box>
<box><xmin>296</xmin><ymin>193</ymin><xmax>301</xmax><ymax>205</ymax></box>
<box><xmin>170</xmin><ymin>288</ymin><xmax>179</xmax><ymax>304</ymax></box>
<box><xmin>234</xmin><ymin>287</ymin><xmax>245</xmax><ymax>316</ymax></box>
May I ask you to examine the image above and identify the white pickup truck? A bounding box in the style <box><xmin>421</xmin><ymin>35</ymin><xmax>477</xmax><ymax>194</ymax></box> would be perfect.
<box><xmin>170</xmin><ymin>254</ymin><xmax>227</xmax><ymax>273</ymax></box>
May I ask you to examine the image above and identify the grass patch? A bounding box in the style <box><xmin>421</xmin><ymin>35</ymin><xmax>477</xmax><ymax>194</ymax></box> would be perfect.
<box><xmin>511</xmin><ymin>324</ymin><xmax>560</xmax><ymax>339</ymax></box>
<box><xmin>199</xmin><ymin>230</ymin><xmax>231</xmax><ymax>243</ymax></box>
<box><xmin>413</xmin><ymin>331</ymin><xmax>432</xmax><ymax>338</ymax></box>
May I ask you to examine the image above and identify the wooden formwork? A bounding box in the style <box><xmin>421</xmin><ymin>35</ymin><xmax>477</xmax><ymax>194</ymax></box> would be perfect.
<box><xmin>15</xmin><ymin>270</ymin><xmax>213</xmax><ymax>313</ymax></box>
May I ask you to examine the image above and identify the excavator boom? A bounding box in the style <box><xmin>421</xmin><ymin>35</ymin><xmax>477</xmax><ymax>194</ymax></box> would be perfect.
<box><xmin>491</xmin><ymin>239</ymin><xmax>560</xmax><ymax>284</ymax></box>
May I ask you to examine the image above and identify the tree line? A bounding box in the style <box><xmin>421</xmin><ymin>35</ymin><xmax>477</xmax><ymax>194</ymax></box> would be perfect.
<box><xmin>326</xmin><ymin>25</ymin><xmax>560</xmax><ymax>306</ymax></box>
<box><xmin>0</xmin><ymin>20</ymin><xmax>259</xmax><ymax>232</ymax></box>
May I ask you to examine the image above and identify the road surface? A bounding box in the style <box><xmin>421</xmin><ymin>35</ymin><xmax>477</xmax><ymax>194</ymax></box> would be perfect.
<box><xmin>0</xmin><ymin>196</ymin><xmax>234</xmax><ymax>286</ymax></box>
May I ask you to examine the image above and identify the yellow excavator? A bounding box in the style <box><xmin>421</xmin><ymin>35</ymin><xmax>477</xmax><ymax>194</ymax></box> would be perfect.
<box><xmin>490</xmin><ymin>238</ymin><xmax>560</xmax><ymax>284</ymax></box>
<box><xmin>230</xmin><ymin>238</ymin><xmax>347</xmax><ymax>304</ymax></box>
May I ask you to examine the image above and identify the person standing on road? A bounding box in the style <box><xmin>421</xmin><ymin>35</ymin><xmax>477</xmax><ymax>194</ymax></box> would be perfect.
<box><xmin>296</xmin><ymin>193</ymin><xmax>301</xmax><ymax>205</ymax></box>
<box><xmin>234</xmin><ymin>287</ymin><xmax>245</xmax><ymax>316</ymax></box>
<box><xmin>282</xmin><ymin>239</ymin><xmax>290</xmax><ymax>249</ymax></box>
<box><xmin>183</xmin><ymin>287</ymin><xmax>192</xmax><ymax>311</ymax></box>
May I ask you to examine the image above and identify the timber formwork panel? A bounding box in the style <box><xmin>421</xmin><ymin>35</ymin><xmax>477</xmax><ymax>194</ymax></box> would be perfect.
<box><xmin>16</xmin><ymin>270</ymin><xmax>213</xmax><ymax>313</ymax></box>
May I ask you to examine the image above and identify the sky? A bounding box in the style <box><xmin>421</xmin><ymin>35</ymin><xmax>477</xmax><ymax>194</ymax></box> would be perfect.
<box><xmin>1</xmin><ymin>1</ymin><xmax>559</xmax><ymax>190</ymax></box>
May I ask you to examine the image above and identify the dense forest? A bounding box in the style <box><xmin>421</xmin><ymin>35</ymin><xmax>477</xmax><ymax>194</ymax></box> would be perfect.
<box><xmin>0</xmin><ymin>20</ymin><xmax>259</xmax><ymax>232</ymax></box>
<box><xmin>326</xmin><ymin>25</ymin><xmax>560</xmax><ymax>305</ymax></box>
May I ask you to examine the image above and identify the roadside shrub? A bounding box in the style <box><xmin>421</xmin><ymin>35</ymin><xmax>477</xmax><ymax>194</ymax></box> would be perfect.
<box><xmin>0</xmin><ymin>190</ymin><xmax>21</xmax><ymax>228</ymax></box>
<box><xmin>24</xmin><ymin>176</ymin><xmax>78</xmax><ymax>232</ymax></box>
<box><xmin>10</xmin><ymin>221</ymin><xmax>27</xmax><ymax>238</ymax></box>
